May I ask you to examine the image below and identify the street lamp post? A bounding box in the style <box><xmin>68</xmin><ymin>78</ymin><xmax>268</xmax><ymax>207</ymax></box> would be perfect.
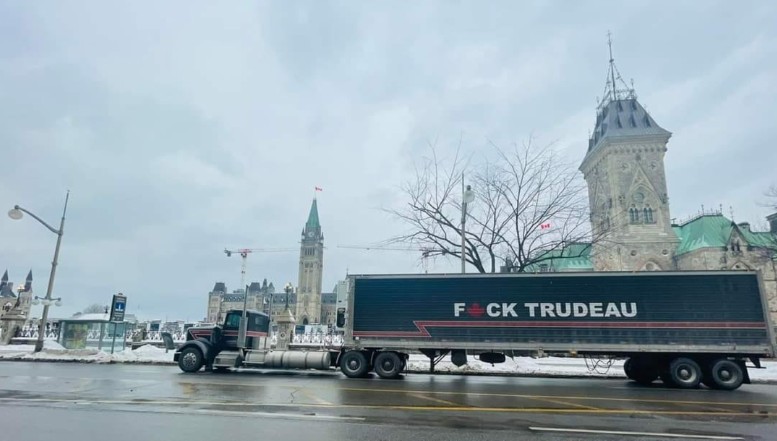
<box><xmin>461</xmin><ymin>181</ymin><xmax>475</xmax><ymax>274</ymax></box>
<box><xmin>284</xmin><ymin>283</ymin><xmax>293</xmax><ymax>310</ymax></box>
<box><xmin>8</xmin><ymin>191</ymin><xmax>70</xmax><ymax>352</ymax></box>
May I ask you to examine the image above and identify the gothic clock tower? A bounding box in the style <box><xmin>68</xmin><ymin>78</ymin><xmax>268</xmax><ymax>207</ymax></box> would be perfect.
<box><xmin>580</xmin><ymin>39</ymin><xmax>679</xmax><ymax>271</ymax></box>
<box><xmin>296</xmin><ymin>198</ymin><xmax>324</xmax><ymax>325</ymax></box>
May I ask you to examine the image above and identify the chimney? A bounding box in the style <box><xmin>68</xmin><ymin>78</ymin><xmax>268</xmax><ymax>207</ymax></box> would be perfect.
<box><xmin>767</xmin><ymin>213</ymin><xmax>777</xmax><ymax>234</ymax></box>
<box><xmin>737</xmin><ymin>222</ymin><xmax>751</xmax><ymax>232</ymax></box>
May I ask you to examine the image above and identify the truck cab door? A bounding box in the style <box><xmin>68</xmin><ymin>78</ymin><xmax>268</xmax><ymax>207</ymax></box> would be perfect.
<box><xmin>222</xmin><ymin>312</ymin><xmax>241</xmax><ymax>349</ymax></box>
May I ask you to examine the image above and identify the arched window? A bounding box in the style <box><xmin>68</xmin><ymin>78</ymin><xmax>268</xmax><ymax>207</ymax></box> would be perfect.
<box><xmin>629</xmin><ymin>207</ymin><xmax>640</xmax><ymax>224</ymax></box>
<box><xmin>643</xmin><ymin>207</ymin><xmax>654</xmax><ymax>224</ymax></box>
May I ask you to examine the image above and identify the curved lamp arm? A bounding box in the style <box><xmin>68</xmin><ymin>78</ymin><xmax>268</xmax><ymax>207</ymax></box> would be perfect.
<box><xmin>11</xmin><ymin>205</ymin><xmax>61</xmax><ymax>235</ymax></box>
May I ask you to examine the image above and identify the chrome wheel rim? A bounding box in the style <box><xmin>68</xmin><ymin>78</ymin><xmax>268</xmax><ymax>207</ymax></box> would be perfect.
<box><xmin>182</xmin><ymin>352</ymin><xmax>198</xmax><ymax>369</ymax></box>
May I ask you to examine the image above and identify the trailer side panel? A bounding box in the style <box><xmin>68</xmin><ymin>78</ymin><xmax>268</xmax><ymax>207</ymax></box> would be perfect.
<box><xmin>348</xmin><ymin>271</ymin><xmax>773</xmax><ymax>355</ymax></box>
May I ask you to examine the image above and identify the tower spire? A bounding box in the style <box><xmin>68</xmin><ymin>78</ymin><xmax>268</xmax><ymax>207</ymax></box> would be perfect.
<box><xmin>599</xmin><ymin>31</ymin><xmax>635</xmax><ymax>110</ymax></box>
<box><xmin>608</xmin><ymin>31</ymin><xmax>617</xmax><ymax>103</ymax></box>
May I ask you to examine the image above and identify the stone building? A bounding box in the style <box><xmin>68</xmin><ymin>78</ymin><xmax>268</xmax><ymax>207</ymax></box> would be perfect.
<box><xmin>296</xmin><ymin>198</ymin><xmax>324</xmax><ymax>325</ymax></box>
<box><xmin>0</xmin><ymin>270</ymin><xmax>33</xmax><ymax>319</ymax></box>
<box><xmin>534</xmin><ymin>48</ymin><xmax>777</xmax><ymax>322</ymax></box>
<box><xmin>206</xmin><ymin>198</ymin><xmax>333</xmax><ymax>326</ymax></box>
<box><xmin>206</xmin><ymin>279</ymin><xmax>275</xmax><ymax>324</ymax></box>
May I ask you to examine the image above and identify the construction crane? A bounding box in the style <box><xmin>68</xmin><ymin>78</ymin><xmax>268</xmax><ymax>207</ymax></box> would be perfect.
<box><xmin>224</xmin><ymin>247</ymin><xmax>298</xmax><ymax>291</ymax></box>
<box><xmin>336</xmin><ymin>244</ymin><xmax>438</xmax><ymax>273</ymax></box>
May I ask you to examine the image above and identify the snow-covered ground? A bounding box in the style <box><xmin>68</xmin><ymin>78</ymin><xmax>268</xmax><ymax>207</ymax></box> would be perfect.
<box><xmin>0</xmin><ymin>342</ymin><xmax>174</xmax><ymax>364</ymax></box>
<box><xmin>0</xmin><ymin>344</ymin><xmax>775</xmax><ymax>383</ymax></box>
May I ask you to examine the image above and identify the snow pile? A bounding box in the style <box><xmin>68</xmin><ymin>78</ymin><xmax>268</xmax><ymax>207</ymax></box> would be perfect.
<box><xmin>405</xmin><ymin>354</ymin><xmax>626</xmax><ymax>378</ymax></box>
<box><xmin>0</xmin><ymin>343</ymin><xmax>175</xmax><ymax>364</ymax></box>
<box><xmin>43</xmin><ymin>340</ymin><xmax>66</xmax><ymax>350</ymax></box>
<box><xmin>112</xmin><ymin>345</ymin><xmax>174</xmax><ymax>363</ymax></box>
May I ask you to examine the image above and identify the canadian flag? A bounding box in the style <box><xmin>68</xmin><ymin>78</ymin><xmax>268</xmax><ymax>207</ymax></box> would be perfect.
<box><xmin>315</xmin><ymin>186</ymin><xmax>323</xmax><ymax>192</ymax></box>
<box><xmin>540</xmin><ymin>223</ymin><xmax>551</xmax><ymax>230</ymax></box>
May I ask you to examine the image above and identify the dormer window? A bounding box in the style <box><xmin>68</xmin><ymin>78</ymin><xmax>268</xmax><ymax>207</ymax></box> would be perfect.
<box><xmin>631</xmin><ymin>100</ymin><xmax>637</xmax><ymax>110</ymax></box>
<box><xmin>616</xmin><ymin>117</ymin><xmax>622</xmax><ymax>128</ymax></box>
<box><xmin>644</xmin><ymin>115</ymin><xmax>652</xmax><ymax>127</ymax></box>
<box><xmin>617</xmin><ymin>101</ymin><xmax>623</xmax><ymax>112</ymax></box>
<box><xmin>629</xmin><ymin>114</ymin><xmax>637</xmax><ymax>127</ymax></box>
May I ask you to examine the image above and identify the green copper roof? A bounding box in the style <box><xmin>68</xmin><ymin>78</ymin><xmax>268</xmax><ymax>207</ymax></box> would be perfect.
<box><xmin>525</xmin><ymin>243</ymin><xmax>593</xmax><ymax>272</ymax></box>
<box><xmin>673</xmin><ymin>214</ymin><xmax>777</xmax><ymax>255</ymax></box>
<box><xmin>513</xmin><ymin>215</ymin><xmax>775</xmax><ymax>272</ymax></box>
<box><xmin>306</xmin><ymin>198</ymin><xmax>320</xmax><ymax>229</ymax></box>
<box><xmin>673</xmin><ymin>215</ymin><xmax>733</xmax><ymax>255</ymax></box>
<box><xmin>740</xmin><ymin>228</ymin><xmax>777</xmax><ymax>249</ymax></box>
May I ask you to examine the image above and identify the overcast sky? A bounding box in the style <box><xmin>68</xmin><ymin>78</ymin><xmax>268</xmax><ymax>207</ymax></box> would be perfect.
<box><xmin>2</xmin><ymin>1</ymin><xmax>776</xmax><ymax>321</ymax></box>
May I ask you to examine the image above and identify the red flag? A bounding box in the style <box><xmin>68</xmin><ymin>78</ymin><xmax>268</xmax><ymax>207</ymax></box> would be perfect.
<box><xmin>315</xmin><ymin>186</ymin><xmax>323</xmax><ymax>192</ymax></box>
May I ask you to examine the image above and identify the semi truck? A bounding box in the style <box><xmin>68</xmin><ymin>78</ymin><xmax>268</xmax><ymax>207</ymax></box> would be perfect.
<box><xmin>175</xmin><ymin>270</ymin><xmax>775</xmax><ymax>390</ymax></box>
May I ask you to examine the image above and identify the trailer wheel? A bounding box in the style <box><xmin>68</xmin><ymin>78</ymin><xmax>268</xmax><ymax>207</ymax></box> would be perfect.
<box><xmin>626</xmin><ymin>357</ymin><xmax>658</xmax><ymax>386</ymax></box>
<box><xmin>708</xmin><ymin>359</ymin><xmax>744</xmax><ymax>391</ymax></box>
<box><xmin>667</xmin><ymin>358</ymin><xmax>702</xmax><ymax>389</ymax></box>
<box><xmin>374</xmin><ymin>352</ymin><xmax>403</xmax><ymax>379</ymax></box>
<box><xmin>623</xmin><ymin>358</ymin><xmax>634</xmax><ymax>379</ymax></box>
<box><xmin>340</xmin><ymin>351</ymin><xmax>369</xmax><ymax>378</ymax></box>
<box><xmin>178</xmin><ymin>347</ymin><xmax>204</xmax><ymax>373</ymax></box>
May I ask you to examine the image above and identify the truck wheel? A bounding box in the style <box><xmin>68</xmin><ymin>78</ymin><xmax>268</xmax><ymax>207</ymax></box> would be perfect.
<box><xmin>627</xmin><ymin>357</ymin><xmax>657</xmax><ymax>386</ymax></box>
<box><xmin>668</xmin><ymin>358</ymin><xmax>702</xmax><ymax>389</ymax></box>
<box><xmin>178</xmin><ymin>347</ymin><xmax>204</xmax><ymax>373</ymax></box>
<box><xmin>708</xmin><ymin>359</ymin><xmax>744</xmax><ymax>391</ymax></box>
<box><xmin>374</xmin><ymin>352</ymin><xmax>403</xmax><ymax>379</ymax></box>
<box><xmin>340</xmin><ymin>351</ymin><xmax>368</xmax><ymax>378</ymax></box>
<box><xmin>623</xmin><ymin>358</ymin><xmax>634</xmax><ymax>379</ymax></box>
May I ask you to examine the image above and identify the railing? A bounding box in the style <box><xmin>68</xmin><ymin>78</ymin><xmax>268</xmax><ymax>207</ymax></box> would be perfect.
<box><xmin>7</xmin><ymin>326</ymin><xmax>346</xmax><ymax>348</ymax></box>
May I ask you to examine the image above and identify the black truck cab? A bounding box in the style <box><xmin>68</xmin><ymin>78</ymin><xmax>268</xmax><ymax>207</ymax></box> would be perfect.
<box><xmin>176</xmin><ymin>309</ymin><xmax>270</xmax><ymax>371</ymax></box>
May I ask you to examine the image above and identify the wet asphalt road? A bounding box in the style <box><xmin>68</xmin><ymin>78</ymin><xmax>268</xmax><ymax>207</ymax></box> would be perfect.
<box><xmin>1</xmin><ymin>362</ymin><xmax>776</xmax><ymax>440</ymax></box>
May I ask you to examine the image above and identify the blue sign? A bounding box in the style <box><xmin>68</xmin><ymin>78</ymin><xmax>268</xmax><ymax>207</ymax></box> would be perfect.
<box><xmin>110</xmin><ymin>293</ymin><xmax>127</xmax><ymax>322</ymax></box>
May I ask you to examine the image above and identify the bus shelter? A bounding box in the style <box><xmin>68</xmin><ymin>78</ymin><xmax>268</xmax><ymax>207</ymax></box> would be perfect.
<box><xmin>57</xmin><ymin>313</ymin><xmax>132</xmax><ymax>351</ymax></box>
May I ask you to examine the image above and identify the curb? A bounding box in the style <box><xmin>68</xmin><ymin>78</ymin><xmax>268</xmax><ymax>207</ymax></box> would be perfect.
<box><xmin>1</xmin><ymin>357</ymin><xmax>776</xmax><ymax>385</ymax></box>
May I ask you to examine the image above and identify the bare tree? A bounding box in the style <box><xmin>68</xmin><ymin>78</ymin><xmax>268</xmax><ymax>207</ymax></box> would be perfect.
<box><xmin>82</xmin><ymin>303</ymin><xmax>107</xmax><ymax>314</ymax></box>
<box><xmin>387</xmin><ymin>140</ymin><xmax>596</xmax><ymax>273</ymax></box>
<box><xmin>764</xmin><ymin>185</ymin><xmax>777</xmax><ymax>211</ymax></box>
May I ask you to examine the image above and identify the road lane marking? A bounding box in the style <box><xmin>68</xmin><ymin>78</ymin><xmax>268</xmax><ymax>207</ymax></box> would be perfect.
<box><xmin>526</xmin><ymin>396</ymin><xmax>601</xmax><ymax>410</ymax></box>
<box><xmin>332</xmin><ymin>386</ymin><xmax>777</xmax><ymax>408</ymax></box>
<box><xmin>407</xmin><ymin>392</ymin><xmax>461</xmax><ymax>407</ymax></box>
<box><xmin>193</xmin><ymin>409</ymin><xmax>363</xmax><ymax>421</ymax></box>
<box><xmin>299</xmin><ymin>388</ymin><xmax>333</xmax><ymax>406</ymax></box>
<box><xmin>1</xmin><ymin>398</ymin><xmax>773</xmax><ymax>417</ymax></box>
<box><xmin>529</xmin><ymin>426</ymin><xmax>744</xmax><ymax>440</ymax></box>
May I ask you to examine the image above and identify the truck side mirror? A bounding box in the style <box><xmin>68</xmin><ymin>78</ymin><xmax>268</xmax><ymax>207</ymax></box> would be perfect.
<box><xmin>336</xmin><ymin>308</ymin><xmax>346</xmax><ymax>328</ymax></box>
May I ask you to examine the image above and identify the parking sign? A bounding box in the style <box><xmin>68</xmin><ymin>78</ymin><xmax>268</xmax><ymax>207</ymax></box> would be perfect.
<box><xmin>110</xmin><ymin>293</ymin><xmax>127</xmax><ymax>322</ymax></box>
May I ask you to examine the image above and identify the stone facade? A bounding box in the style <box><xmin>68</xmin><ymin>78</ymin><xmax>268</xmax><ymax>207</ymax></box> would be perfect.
<box><xmin>296</xmin><ymin>198</ymin><xmax>324</xmax><ymax>325</ymax></box>
<box><xmin>0</xmin><ymin>270</ymin><xmax>33</xmax><ymax>320</ymax></box>
<box><xmin>541</xmin><ymin>56</ymin><xmax>777</xmax><ymax>323</ymax></box>
<box><xmin>580</xmin><ymin>95</ymin><xmax>679</xmax><ymax>272</ymax></box>
<box><xmin>206</xmin><ymin>280</ymin><xmax>275</xmax><ymax>324</ymax></box>
<box><xmin>206</xmin><ymin>198</ymin><xmax>332</xmax><ymax>326</ymax></box>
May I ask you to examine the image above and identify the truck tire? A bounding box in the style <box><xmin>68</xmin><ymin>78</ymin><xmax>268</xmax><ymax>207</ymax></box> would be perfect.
<box><xmin>626</xmin><ymin>357</ymin><xmax>658</xmax><ymax>386</ymax></box>
<box><xmin>623</xmin><ymin>358</ymin><xmax>635</xmax><ymax>379</ymax></box>
<box><xmin>374</xmin><ymin>352</ymin><xmax>403</xmax><ymax>379</ymax></box>
<box><xmin>340</xmin><ymin>351</ymin><xmax>369</xmax><ymax>378</ymax></box>
<box><xmin>667</xmin><ymin>357</ymin><xmax>702</xmax><ymax>389</ymax></box>
<box><xmin>178</xmin><ymin>347</ymin><xmax>204</xmax><ymax>373</ymax></box>
<box><xmin>707</xmin><ymin>359</ymin><xmax>744</xmax><ymax>391</ymax></box>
